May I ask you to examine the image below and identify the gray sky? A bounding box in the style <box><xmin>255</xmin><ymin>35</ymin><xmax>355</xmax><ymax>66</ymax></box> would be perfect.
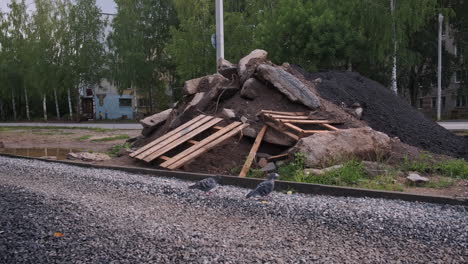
<box><xmin>0</xmin><ymin>0</ymin><xmax>116</xmax><ymax>14</ymax></box>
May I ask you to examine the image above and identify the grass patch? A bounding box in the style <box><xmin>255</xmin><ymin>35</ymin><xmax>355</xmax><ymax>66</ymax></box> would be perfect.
<box><xmin>420</xmin><ymin>177</ymin><xmax>455</xmax><ymax>189</ymax></box>
<box><xmin>91</xmin><ymin>134</ymin><xmax>129</xmax><ymax>142</ymax></box>
<box><xmin>108</xmin><ymin>142</ymin><xmax>131</xmax><ymax>157</ymax></box>
<box><xmin>246</xmin><ymin>168</ymin><xmax>264</xmax><ymax>178</ymax></box>
<box><xmin>77</xmin><ymin>135</ymin><xmax>92</xmax><ymax>141</ymax></box>
<box><xmin>402</xmin><ymin>152</ymin><xmax>468</xmax><ymax>179</ymax></box>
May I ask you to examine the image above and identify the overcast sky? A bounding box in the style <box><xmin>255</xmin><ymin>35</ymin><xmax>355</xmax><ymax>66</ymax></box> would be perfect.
<box><xmin>0</xmin><ymin>0</ymin><xmax>116</xmax><ymax>14</ymax></box>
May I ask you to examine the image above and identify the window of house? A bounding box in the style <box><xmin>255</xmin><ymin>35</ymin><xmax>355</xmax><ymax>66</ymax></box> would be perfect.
<box><xmin>119</xmin><ymin>98</ymin><xmax>132</xmax><ymax>107</ymax></box>
<box><xmin>454</xmin><ymin>71</ymin><xmax>461</xmax><ymax>83</ymax></box>
<box><xmin>458</xmin><ymin>96</ymin><xmax>468</xmax><ymax>107</ymax></box>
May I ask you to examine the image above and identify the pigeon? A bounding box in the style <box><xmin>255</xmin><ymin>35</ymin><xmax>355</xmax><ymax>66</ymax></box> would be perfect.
<box><xmin>246</xmin><ymin>173</ymin><xmax>280</xmax><ymax>198</ymax></box>
<box><xmin>188</xmin><ymin>176</ymin><xmax>221</xmax><ymax>194</ymax></box>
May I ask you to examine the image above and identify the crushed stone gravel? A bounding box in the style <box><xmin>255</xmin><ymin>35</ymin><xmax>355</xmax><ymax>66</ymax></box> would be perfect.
<box><xmin>0</xmin><ymin>156</ymin><xmax>466</xmax><ymax>263</ymax></box>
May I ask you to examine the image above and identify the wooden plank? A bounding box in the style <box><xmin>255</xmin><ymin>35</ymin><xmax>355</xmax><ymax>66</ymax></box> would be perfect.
<box><xmin>302</xmin><ymin>130</ymin><xmax>332</xmax><ymax>134</ymax></box>
<box><xmin>134</xmin><ymin>115</ymin><xmax>214</xmax><ymax>160</ymax></box>
<box><xmin>239</xmin><ymin>125</ymin><xmax>268</xmax><ymax>178</ymax></box>
<box><xmin>143</xmin><ymin>118</ymin><xmax>223</xmax><ymax>162</ymax></box>
<box><xmin>321</xmin><ymin>123</ymin><xmax>339</xmax><ymax>131</ymax></box>
<box><xmin>267</xmin><ymin>153</ymin><xmax>289</xmax><ymax>161</ymax></box>
<box><xmin>260</xmin><ymin>110</ymin><xmax>308</xmax><ymax>116</ymax></box>
<box><xmin>130</xmin><ymin>114</ymin><xmax>207</xmax><ymax>158</ymax></box>
<box><xmin>160</xmin><ymin>122</ymin><xmax>242</xmax><ymax>168</ymax></box>
<box><xmin>265</xmin><ymin>121</ymin><xmax>300</xmax><ymax>141</ymax></box>
<box><xmin>266</xmin><ymin>114</ymin><xmax>310</xmax><ymax>120</ymax></box>
<box><xmin>166</xmin><ymin>124</ymin><xmax>249</xmax><ymax>170</ymax></box>
<box><xmin>159</xmin><ymin>156</ymin><xmax>171</xmax><ymax>161</ymax></box>
<box><xmin>283</xmin><ymin>122</ymin><xmax>304</xmax><ymax>134</ymax></box>
<box><xmin>278</xmin><ymin>119</ymin><xmax>334</xmax><ymax>124</ymax></box>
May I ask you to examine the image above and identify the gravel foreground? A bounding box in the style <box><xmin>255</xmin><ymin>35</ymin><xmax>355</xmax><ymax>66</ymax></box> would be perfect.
<box><xmin>0</xmin><ymin>156</ymin><xmax>466</xmax><ymax>263</ymax></box>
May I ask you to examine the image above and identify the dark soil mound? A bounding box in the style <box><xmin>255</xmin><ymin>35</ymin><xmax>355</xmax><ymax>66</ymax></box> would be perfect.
<box><xmin>293</xmin><ymin>66</ymin><xmax>468</xmax><ymax>158</ymax></box>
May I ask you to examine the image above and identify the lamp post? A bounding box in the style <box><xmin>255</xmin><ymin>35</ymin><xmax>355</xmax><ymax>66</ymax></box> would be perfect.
<box><xmin>437</xmin><ymin>13</ymin><xmax>443</xmax><ymax>121</ymax></box>
<box><xmin>215</xmin><ymin>0</ymin><xmax>224</xmax><ymax>68</ymax></box>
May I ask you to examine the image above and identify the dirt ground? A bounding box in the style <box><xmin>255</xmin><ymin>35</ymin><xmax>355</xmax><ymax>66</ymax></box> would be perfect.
<box><xmin>0</xmin><ymin>127</ymin><xmax>140</xmax><ymax>152</ymax></box>
<box><xmin>1</xmin><ymin>127</ymin><xmax>467</xmax><ymax>198</ymax></box>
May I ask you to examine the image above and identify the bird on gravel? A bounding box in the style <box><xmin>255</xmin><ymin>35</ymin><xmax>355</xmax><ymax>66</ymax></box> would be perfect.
<box><xmin>188</xmin><ymin>176</ymin><xmax>221</xmax><ymax>194</ymax></box>
<box><xmin>246</xmin><ymin>173</ymin><xmax>279</xmax><ymax>199</ymax></box>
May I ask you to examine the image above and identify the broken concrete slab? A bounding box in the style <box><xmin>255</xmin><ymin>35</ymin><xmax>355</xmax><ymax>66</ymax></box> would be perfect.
<box><xmin>242</xmin><ymin>127</ymin><xmax>296</xmax><ymax>147</ymax></box>
<box><xmin>238</xmin><ymin>49</ymin><xmax>268</xmax><ymax>84</ymax></box>
<box><xmin>291</xmin><ymin>127</ymin><xmax>391</xmax><ymax>167</ymax></box>
<box><xmin>183</xmin><ymin>74</ymin><xmax>228</xmax><ymax>95</ymax></box>
<box><xmin>257</xmin><ymin>64</ymin><xmax>321</xmax><ymax>109</ymax></box>
<box><xmin>140</xmin><ymin>109</ymin><xmax>173</xmax><ymax>136</ymax></box>
<box><xmin>304</xmin><ymin>164</ymin><xmax>343</xmax><ymax>175</ymax></box>
<box><xmin>260</xmin><ymin>162</ymin><xmax>276</xmax><ymax>172</ymax></box>
<box><xmin>67</xmin><ymin>152</ymin><xmax>111</xmax><ymax>162</ymax></box>
<box><xmin>240</xmin><ymin>78</ymin><xmax>265</xmax><ymax>100</ymax></box>
<box><xmin>222</xmin><ymin>108</ymin><xmax>236</xmax><ymax>119</ymax></box>
<box><xmin>258</xmin><ymin>158</ymin><xmax>268</xmax><ymax>168</ymax></box>
<box><xmin>407</xmin><ymin>173</ymin><xmax>429</xmax><ymax>183</ymax></box>
<box><xmin>218</xmin><ymin>58</ymin><xmax>238</xmax><ymax>79</ymax></box>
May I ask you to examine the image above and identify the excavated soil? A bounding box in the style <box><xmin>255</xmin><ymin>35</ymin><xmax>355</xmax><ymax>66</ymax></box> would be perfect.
<box><xmin>292</xmin><ymin>66</ymin><xmax>468</xmax><ymax>159</ymax></box>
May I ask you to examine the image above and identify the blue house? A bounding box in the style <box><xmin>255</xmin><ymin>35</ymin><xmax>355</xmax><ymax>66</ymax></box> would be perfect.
<box><xmin>79</xmin><ymin>79</ymin><xmax>135</xmax><ymax>120</ymax></box>
<box><xmin>94</xmin><ymin>79</ymin><xmax>134</xmax><ymax>120</ymax></box>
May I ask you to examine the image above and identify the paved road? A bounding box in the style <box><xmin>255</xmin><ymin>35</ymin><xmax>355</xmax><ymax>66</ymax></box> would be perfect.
<box><xmin>0</xmin><ymin>156</ymin><xmax>466</xmax><ymax>263</ymax></box>
<box><xmin>438</xmin><ymin>121</ymin><xmax>468</xmax><ymax>130</ymax></box>
<box><xmin>0</xmin><ymin>122</ymin><xmax>142</xmax><ymax>130</ymax></box>
<box><xmin>1</xmin><ymin>121</ymin><xmax>467</xmax><ymax>131</ymax></box>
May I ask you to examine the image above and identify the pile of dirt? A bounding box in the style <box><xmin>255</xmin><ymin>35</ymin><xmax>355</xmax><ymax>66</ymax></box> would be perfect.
<box><xmin>129</xmin><ymin>50</ymin><xmax>465</xmax><ymax>175</ymax></box>
<box><xmin>292</xmin><ymin>67</ymin><xmax>468</xmax><ymax>159</ymax></box>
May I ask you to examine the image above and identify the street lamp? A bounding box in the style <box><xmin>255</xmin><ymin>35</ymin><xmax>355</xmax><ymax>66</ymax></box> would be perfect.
<box><xmin>437</xmin><ymin>13</ymin><xmax>443</xmax><ymax>121</ymax></box>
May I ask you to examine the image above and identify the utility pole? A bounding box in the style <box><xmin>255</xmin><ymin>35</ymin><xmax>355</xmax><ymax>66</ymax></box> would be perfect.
<box><xmin>215</xmin><ymin>0</ymin><xmax>224</xmax><ymax>68</ymax></box>
<box><xmin>437</xmin><ymin>13</ymin><xmax>444</xmax><ymax>121</ymax></box>
<box><xmin>390</xmin><ymin>0</ymin><xmax>397</xmax><ymax>94</ymax></box>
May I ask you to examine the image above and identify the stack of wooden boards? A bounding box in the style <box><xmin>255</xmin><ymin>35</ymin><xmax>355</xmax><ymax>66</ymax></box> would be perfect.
<box><xmin>238</xmin><ymin>110</ymin><xmax>342</xmax><ymax>177</ymax></box>
<box><xmin>130</xmin><ymin>114</ymin><xmax>248</xmax><ymax>170</ymax></box>
<box><xmin>260</xmin><ymin>110</ymin><xmax>341</xmax><ymax>141</ymax></box>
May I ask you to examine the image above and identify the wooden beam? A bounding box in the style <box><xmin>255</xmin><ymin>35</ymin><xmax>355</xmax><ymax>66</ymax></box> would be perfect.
<box><xmin>267</xmin><ymin>153</ymin><xmax>289</xmax><ymax>162</ymax></box>
<box><xmin>130</xmin><ymin>114</ymin><xmax>207</xmax><ymax>158</ymax></box>
<box><xmin>134</xmin><ymin>115</ymin><xmax>214</xmax><ymax>160</ymax></box>
<box><xmin>143</xmin><ymin>118</ymin><xmax>223</xmax><ymax>162</ymax></box>
<box><xmin>278</xmin><ymin>119</ymin><xmax>334</xmax><ymax>124</ymax></box>
<box><xmin>260</xmin><ymin>110</ymin><xmax>308</xmax><ymax>116</ymax></box>
<box><xmin>265</xmin><ymin>114</ymin><xmax>310</xmax><ymax>120</ymax></box>
<box><xmin>302</xmin><ymin>130</ymin><xmax>331</xmax><ymax>134</ymax></box>
<box><xmin>159</xmin><ymin>156</ymin><xmax>171</xmax><ymax>161</ymax></box>
<box><xmin>165</xmin><ymin>124</ymin><xmax>249</xmax><ymax>170</ymax></box>
<box><xmin>265</xmin><ymin>121</ymin><xmax>300</xmax><ymax>141</ymax></box>
<box><xmin>283</xmin><ymin>122</ymin><xmax>304</xmax><ymax>134</ymax></box>
<box><xmin>161</xmin><ymin>122</ymin><xmax>243</xmax><ymax>168</ymax></box>
<box><xmin>239</xmin><ymin>125</ymin><xmax>268</xmax><ymax>177</ymax></box>
<box><xmin>321</xmin><ymin>123</ymin><xmax>339</xmax><ymax>131</ymax></box>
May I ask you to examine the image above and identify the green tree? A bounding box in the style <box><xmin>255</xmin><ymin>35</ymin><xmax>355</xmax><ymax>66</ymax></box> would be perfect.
<box><xmin>109</xmin><ymin>0</ymin><xmax>177</xmax><ymax>113</ymax></box>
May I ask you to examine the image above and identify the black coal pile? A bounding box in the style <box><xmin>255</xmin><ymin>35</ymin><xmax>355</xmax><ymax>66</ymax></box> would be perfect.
<box><xmin>293</xmin><ymin>67</ymin><xmax>468</xmax><ymax>158</ymax></box>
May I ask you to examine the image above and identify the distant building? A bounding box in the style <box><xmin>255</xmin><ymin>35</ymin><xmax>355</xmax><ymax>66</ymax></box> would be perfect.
<box><xmin>417</xmin><ymin>24</ymin><xmax>466</xmax><ymax>119</ymax></box>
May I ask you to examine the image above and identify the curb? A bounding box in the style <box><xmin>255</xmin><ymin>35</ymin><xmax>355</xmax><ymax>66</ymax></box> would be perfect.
<box><xmin>0</xmin><ymin>153</ymin><xmax>466</xmax><ymax>206</ymax></box>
